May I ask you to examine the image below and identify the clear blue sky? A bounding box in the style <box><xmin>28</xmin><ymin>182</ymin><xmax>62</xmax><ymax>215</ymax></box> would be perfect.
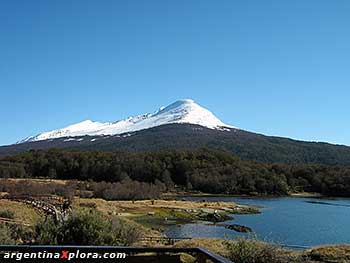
<box><xmin>1</xmin><ymin>0</ymin><xmax>350</xmax><ymax>146</ymax></box>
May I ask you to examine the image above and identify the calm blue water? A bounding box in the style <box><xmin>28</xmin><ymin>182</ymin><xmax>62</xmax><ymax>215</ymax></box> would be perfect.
<box><xmin>164</xmin><ymin>197</ymin><xmax>350</xmax><ymax>247</ymax></box>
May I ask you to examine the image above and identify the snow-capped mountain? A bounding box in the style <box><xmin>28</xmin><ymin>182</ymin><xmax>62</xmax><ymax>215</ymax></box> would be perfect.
<box><xmin>4</xmin><ymin>99</ymin><xmax>350</xmax><ymax>166</ymax></box>
<box><xmin>18</xmin><ymin>99</ymin><xmax>232</xmax><ymax>143</ymax></box>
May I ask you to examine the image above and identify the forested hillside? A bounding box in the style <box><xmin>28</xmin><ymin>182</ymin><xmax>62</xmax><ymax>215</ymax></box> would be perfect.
<box><xmin>2</xmin><ymin>124</ymin><xmax>350</xmax><ymax>165</ymax></box>
<box><xmin>1</xmin><ymin>148</ymin><xmax>350</xmax><ymax>197</ymax></box>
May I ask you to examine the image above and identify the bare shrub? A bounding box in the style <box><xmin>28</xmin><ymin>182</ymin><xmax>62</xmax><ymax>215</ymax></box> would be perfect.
<box><xmin>0</xmin><ymin>179</ymin><xmax>76</xmax><ymax>199</ymax></box>
<box><xmin>89</xmin><ymin>181</ymin><xmax>162</xmax><ymax>200</ymax></box>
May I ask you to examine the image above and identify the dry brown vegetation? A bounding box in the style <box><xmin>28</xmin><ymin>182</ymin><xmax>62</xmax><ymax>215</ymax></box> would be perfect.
<box><xmin>307</xmin><ymin>245</ymin><xmax>350</xmax><ymax>262</ymax></box>
<box><xmin>0</xmin><ymin>178</ymin><xmax>164</xmax><ymax>201</ymax></box>
<box><xmin>76</xmin><ymin>199</ymin><xmax>235</xmax><ymax>212</ymax></box>
<box><xmin>175</xmin><ymin>239</ymin><xmax>350</xmax><ymax>263</ymax></box>
<box><xmin>74</xmin><ymin>198</ymin><xmax>255</xmax><ymax>214</ymax></box>
<box><xmin>0</xmin><ymin>199</ymin><xmax>41</xmax><ymax>225</ymax></box>
<box><xmin>0</xmin><ymin>178</ymin><xmax>349</xmax><ymax>262</ymax></box>
<box><xmin>0</xmin><ymin>178</ymin><xmax>76</xmax><ymax>200</ymax></box>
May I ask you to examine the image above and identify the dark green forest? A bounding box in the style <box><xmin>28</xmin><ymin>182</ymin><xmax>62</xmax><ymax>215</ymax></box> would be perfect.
<box><xmin>3</xmin><ymin>124</ymin><xmax>350</xmax><ymax>166</ymax></box>
<box><xmin>1</xmin><ymin>149</ymin><xmax>350</xmax><ymax>197</ymax></box>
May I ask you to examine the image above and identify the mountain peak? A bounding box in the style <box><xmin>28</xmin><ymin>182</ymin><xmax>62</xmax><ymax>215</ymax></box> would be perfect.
<box><xmin>177</xmin><ymin>98</ymin><xmax>195</xmax><ymax>103</ymax></box>
<box><xmin>18</xmin><ymin>99</ymin><xmax>232</xmax><ymax>143</ymax></box>
<box><xmin>155</xmin><ymin>99</ymin><xmax>194</xmax><ymax>114</ymax></box>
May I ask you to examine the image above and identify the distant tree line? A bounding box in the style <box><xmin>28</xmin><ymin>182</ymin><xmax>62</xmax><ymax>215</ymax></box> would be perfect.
<box><xmin>1</xmin><ymin>149</ymin><xmax>350</xmax><ymax>196</ymax></box>
<box><xmin>0</xmin><ymin>179</ymin><xmax>164</xmax><ymax>201</ymax></box>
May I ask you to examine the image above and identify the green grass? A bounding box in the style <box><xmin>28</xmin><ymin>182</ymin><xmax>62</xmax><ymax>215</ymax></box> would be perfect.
<box><xmin>131</xmin><ymin>208</ymin><xmax>197</xmax><ymax>230</ymax></box>
<box><xmin>129</xmin><ymin>208</ymin><xmax>235</xmax><ymax>231</ymax></box>
<box><xmin>0</xmin><ymin>209</ymin><xmax>15</xmax><ymax>219</ymax></box>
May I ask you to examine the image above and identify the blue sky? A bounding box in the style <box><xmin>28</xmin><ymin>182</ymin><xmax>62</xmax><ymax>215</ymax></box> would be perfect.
<box><xmin>1</xmin><ymin>0</ymin><xmax>350</xmax><ymax>146</ymax></box>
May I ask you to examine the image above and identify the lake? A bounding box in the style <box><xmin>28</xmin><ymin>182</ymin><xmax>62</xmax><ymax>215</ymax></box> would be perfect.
<box><xmin>164</xmin><ymin>196</ymin><xmax>350</xmax><ymax>247</ymax></box>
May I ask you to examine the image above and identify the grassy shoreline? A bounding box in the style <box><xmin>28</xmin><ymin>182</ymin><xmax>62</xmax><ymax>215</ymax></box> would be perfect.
<box><xmin>163</xmin><ymin>191</ymin><xmax>324</xmax><ymax>199</ymax></box>
<box><xmin>1</xmin><ymin>193</ymin><xmax>350</xmax><ymax>262</ymax></box>
<box><xmin>74</xmin><ymin>198</ymin><xmax>260</xmax><ymax>232</ymax></box>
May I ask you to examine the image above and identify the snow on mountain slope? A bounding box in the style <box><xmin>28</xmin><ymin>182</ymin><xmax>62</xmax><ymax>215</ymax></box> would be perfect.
<box><xmin>18</xmin><ymin>99</ymin><xmax>233</xmax><ymax>143</ymax></box>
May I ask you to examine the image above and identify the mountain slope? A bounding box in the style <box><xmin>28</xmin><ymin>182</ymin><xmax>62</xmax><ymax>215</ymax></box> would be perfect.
<box><xmin>2</xmin><ymin>99</ymin><xmax>350</xmax><ymax>165</ymax></box>
<box><xmin>2</xmin><ymin>123</ymin><xmax>350</xmax><ymax>165</ymax></box>
<box><xmin>18</xmin><ymin>99</ymin><xmax>231</xmax><ymax>143</ymax></box>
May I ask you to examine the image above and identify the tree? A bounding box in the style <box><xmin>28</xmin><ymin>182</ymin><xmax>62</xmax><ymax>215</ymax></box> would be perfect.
<box><xmin>162</xmin><ymin>170</ymin><xmax>174</xmax><ymax>190</ymax></box>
